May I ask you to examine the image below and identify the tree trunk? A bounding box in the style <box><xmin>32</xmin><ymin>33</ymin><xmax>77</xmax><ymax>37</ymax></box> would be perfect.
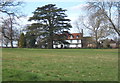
<box><xmin>48</xmin><ymin>25</ymin><xmax>54</xmax><ymax>49</ymax></box>
<box><xmin>10</xmin><ymin>15</ymin><xmax>14</xmax><ymax>48</ymax></box>
<box><xmin>48</xmin><ymin>40</ymin><xmax>53</xmax><ymax>49</ymax></box>
<box><xmin>10</xmin><ymin>39</ymin><xmax>13</xmax><ymax>48</ymax></box>
<box><xmin>48</xmin><ymin>31</ymin><xmax>53</xmax><ymax>49</ymax></box>
<box><xmin>95</xmin><ymin>30</ymin><xmax>99</xmax><ymax>49</ymax></box>
<box><xmin>5</xmin><ymin>44</ymin><xmax>8</xmax><ymax>47</ymax></box>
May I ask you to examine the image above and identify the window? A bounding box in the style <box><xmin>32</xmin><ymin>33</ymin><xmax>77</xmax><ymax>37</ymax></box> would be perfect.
<box><xmin>76</xmin><ymin>44</ymin><xmax>78</xmax><ymax>48</ymax></box>
<box><xmin>70</xmin><ymin>40</ymin><xmax>72</xmax><ymax>43</ymax></box>
<box><xmin>70</xmin><ymin>35</ymin><xmax>74</xmax><ymax>39</ymax></box>
<box><xmin>76</xmin><ymin>35</ymin><xmax>79</xmax><ymax>39</ymax></box>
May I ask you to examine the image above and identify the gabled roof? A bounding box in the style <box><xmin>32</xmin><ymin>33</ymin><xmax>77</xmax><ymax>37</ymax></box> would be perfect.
<box><xmin>54</xmin><ymin>32</ymin><xmax>83</xmax><ymax>40</ymax></box>
<box><xmin>109</xmin><ymin>39</ymin><xmax>116</xmax><ymax>43</ymax></box>
<box><xmin>100</xmin><ymin>39</ymin><xmax>116</xmax><ymax>43</ymax></box>
<box><xmin>67</xmin><ymin>33</ymin><xmax>83</xmax><ymax>40</ymax></box>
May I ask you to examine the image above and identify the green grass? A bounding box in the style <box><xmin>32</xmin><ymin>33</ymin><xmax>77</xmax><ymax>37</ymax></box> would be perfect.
<box><xmin>2</xmin><ymin>48</ymin><xmax>118</xmax><ymax>81</ymax></box>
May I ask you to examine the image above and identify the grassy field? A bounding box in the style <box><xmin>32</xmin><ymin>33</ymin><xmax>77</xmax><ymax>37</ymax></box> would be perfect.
<box><xmin>2</xmin><ymin>48</ymin><xmax>118</xmax><ymax>81</ymax></box>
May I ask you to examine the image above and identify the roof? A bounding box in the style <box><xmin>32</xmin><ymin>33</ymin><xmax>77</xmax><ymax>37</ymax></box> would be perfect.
<box><xmin>67</xmin><ymin>33</ymin><xmax>83</xmax><ymax>40</ymax></box>
<box><xmin>54</xmin><ymin>33</ymin><xmax>83</xmax><ymax>40</ymax></box>
<box><xmin>100</xmin><ymin>39</ymin><xmax>116</xmax><ymax>43</ymax></box>
<box><xmin>54</xmin><ymin>32</ymin><xmax>83</xmax><ymax>40</ymax></box>
<box><xmin>109</xmin><ymin>39</ymin><xmax>116</xmax><ymax>43</ymax></box>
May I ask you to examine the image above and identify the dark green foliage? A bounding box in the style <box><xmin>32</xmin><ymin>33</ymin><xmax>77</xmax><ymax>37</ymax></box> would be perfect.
<box><xmin>18</xmin><ymin>33</ymin><xmax>26</xmax><ymax>48</ymax></box>
<box><xmin>28</xmin><ymin>4</ymin><xmax>72</xmax><ymax>48</ymax></box>
<box><xmin>53</xmin><ymin>31</ymin><xmax>70</xmax><ymax>48</ymax></box>
<box><xmin>25</xmin><ymin>32</ymin><xmax>36</xmax><ymax>48</ymax></box>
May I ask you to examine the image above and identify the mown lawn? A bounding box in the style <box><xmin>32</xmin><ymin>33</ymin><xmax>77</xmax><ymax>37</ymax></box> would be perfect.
<box><xmin>2</xmin><ymin>48</ymin><xmax>118</xmax><ymax>81</ymax></box>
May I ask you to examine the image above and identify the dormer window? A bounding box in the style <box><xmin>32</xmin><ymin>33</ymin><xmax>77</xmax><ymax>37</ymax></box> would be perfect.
<box><xmin>70</xmin><ymin>35</ymin><xmax>74</xmax><ymax>39</ymax></box>
<box><xmin>76</xmin><ymin>35</ymin><xmax>79</xmax><ymax>39</ymax></box>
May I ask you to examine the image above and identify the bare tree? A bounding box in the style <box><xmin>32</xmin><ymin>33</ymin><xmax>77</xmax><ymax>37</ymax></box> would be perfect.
<box><xmin>0</xmin><ymin>0</ymin><xmax>23</xmax><ymax>15</ymax></box>
<box><xmin>1</xmin><ymin>14</ymin><xmax>21</xmax><ymax>48</ymax></box>
<box><xmin>3</xmin><ymin>37</ymin><xmax>10</xmax><ymax>47</ymax></box>
<box><xmin>85</xmin><ymin>2</ymin><xmax>120</xmax><ymax>36</ymax></box>
<box><xmin>2</xmin><ymin>15</ymin><xmax>14</xmax><ymax>47</ymax></box>
<box><xmin>0</xmin><ymin>0</ymin><xmax>24</xmax><ymax>47</ymax></box>
<box><xmin>91</xmin><ymin>12</ymin><xmax>111</xmax><ymax>48</ymax></box>
<box><xmin>74</xmin><ymin>1</ymin><xmax>120</xmax><ymax>48</ymax></box>
<box><xmin>75</xmin><ymin>9</ymin><xmax>114</xmax><ymax>48</ymax></box>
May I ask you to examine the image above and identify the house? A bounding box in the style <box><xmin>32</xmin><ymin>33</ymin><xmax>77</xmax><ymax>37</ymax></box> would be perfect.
<box><xmin>82</xmin><ymin>37</ymin><xmax>96</xmax><ymax>48</ymax></box>
<box><xmin>100</xmin><ymin>39</ymin><xmax>117</xmax><ymax>48</ymax></box>
<box><xmin>109</xmin><ymin>39</ymin><xmax>117</xmax><ymax>48</ymax></box>
<box><xmin>53</xmin><ymin>31</ymin><xmax>83</xmax><ymax>48</ymax></box>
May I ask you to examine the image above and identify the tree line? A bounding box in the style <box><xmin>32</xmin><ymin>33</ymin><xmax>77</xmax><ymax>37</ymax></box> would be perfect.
<box><xmin>0</xmin><ymin>0</ymin><xmax>24</xmax><ymax>48</ymax></box>
<box><xmin>75</xmin><ymin>1</ymin><xmax>120</xmax><ymax>48</ymax></box>
<box><xmin>0</xmin><ymin>0</ymin><xmax>119</xmax><ymax>48</ymax></box>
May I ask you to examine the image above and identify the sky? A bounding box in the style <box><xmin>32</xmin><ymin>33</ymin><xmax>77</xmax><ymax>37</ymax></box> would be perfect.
<box><xmin>1</xmin><ymin>0</ymin><xmax>119</xmax><ymax>34</ymax></box>
<box><xmin>0</xmin><ymin>0</ymin><xmax>92</xmax><ymax>47</ymax></box>
<box><xmin>1</xmin><ymin>0</ymin><xmax>89</xmax><ymax>47</ymax></box>
<box><xmin>18</xmin><ymin>0</ymin><xmax>120</xmax><ymax>34</ymax></box>
<box><xmin>1</xmin><ymin>0</ymin><xmax>119</xmax><ymax>47</ymax></box>
<box><xmin>18</xmin><ymin>0</ymin><xmax>89</xmax><ymax>34</ymax></box>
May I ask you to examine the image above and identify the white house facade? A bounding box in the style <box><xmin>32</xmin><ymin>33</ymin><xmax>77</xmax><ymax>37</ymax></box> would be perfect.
<box><xmin>53</xmin><ymin>33</ymin><xmax>83</xmax><ymax>48</ymax></box>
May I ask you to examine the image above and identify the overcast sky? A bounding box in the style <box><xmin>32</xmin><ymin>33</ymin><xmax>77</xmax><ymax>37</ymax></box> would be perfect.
<box><xmin>1</xmin><ymin>0</ymin><xmax>119</xmax><ymax>47</ymax></box>
<box><xmin>18</xmin><ymin>0</ymin><xmax>90</xmax><ymax>34</ymax></box>
<box><xmin>18</xmin><ymin>0</ymin><xmax>119</xmax><ymax>35</ymax></box>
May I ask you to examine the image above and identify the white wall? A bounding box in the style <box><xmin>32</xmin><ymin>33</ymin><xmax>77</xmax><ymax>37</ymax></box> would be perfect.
<box><xmin>66</xmin><ymin>40</ymin><xmax>81</xmax><ymax>43</ymax></box>
<box><xmin>66</xmin><ymin>40</ymin><xmax>70</xmax><ymax>43</ymax></box>
<box><xmin>53</xmin><ymin>39</ymin><xmax>82</xmax><ymax>48</ymax></box>
<box><xmin>78</xmin><ymin>44</ymin><xmax>82</xmax><ymax>47</ymax></box>
<box><xmin>69</xmin><ymin>44</ymin><xmax>76</xmax><ymax>48</ymax></box>
<box><xmin>78</xmin><ymin>40</ymin><xmax>81</xmax><ymax>43</ymax></box>
<box><xmin>69</xmin><ymin>44</ymin><xmax>82</xmax><ymax>48</ymax></box>
<box><xmin>53</xmin><ymin>44</ymin><xmax>61</xmax><ymax>48</ymax></box>
<box><xmin>110</xmin><ymin>43</ymin><xmax>116</xmax><ymax>48</ymax></box>
<box><xmin>72</xmin><ymin>40</ymin><xmax>77</xmax><ymax>43</ymax></box>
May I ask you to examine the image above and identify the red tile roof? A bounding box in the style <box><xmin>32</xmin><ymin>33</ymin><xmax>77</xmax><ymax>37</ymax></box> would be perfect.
<box><xmin>67</xmin><ymin>33</ymin><xmax>83</xmax><ymax>40</ymax></box>
<box><xmin>54</xmin><ymin>33</ymin><xmax>83</xmax><ymax>40</ymax></box>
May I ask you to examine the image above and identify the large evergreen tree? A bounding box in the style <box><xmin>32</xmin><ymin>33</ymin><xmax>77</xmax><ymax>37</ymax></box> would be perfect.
<box><xmin>19</xmin><ymin>33</ymin><xmax>26</xmax><ymax>48</ymax></box>
<box><xmin>28</xmin><ymin>4</ymin><xmax>72</xmax><ymax>49</ymax></box>
<box><xmin>25</xmin><ymin>32</ymin><xmax>36</xmax><ymax>48</ymax></box>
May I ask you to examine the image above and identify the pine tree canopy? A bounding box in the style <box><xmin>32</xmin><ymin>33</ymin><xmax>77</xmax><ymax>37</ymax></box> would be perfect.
<box><xmin>27</xmin><ymin>4</ymin><xmax>72</xmax><ymax>48</ymax></box>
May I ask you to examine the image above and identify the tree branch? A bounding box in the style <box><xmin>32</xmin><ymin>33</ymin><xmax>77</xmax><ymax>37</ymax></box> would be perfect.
<box><xmin>104</xmin><ymin>13</ymin><xmax>120</xmax><ymax>36</ymax></box>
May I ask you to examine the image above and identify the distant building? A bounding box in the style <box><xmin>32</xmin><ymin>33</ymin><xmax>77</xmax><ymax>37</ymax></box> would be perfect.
<box><xmin>82</xmin><ymin>37</ymin><xmax>96</xmax><ymax>48</ymax></box>
<box><xmin>53</xmin><ymin>31</ymin><xmax>83</xmax><ymax>48</ymax></box>
<box><xmin>109</xmin><ymin>39</ymin><xmax>117</xmax><ymax>48</ymax></box>
<box><xmin>100</xmin><ymin>39</ymin><xmax>117</xmax><ymax>48</ymax></box>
